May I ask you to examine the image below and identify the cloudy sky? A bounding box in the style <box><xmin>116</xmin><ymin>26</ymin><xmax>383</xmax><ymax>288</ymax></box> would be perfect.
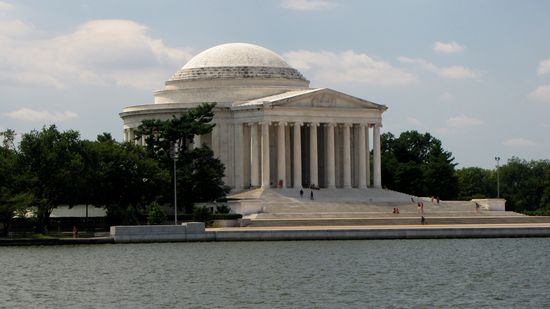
<box><xmin>1</xmin><ymin>0</ymin><xmax>550</xmax><ymax>168</ymax></box>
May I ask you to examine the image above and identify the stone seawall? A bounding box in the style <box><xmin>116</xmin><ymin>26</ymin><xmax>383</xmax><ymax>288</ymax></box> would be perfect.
<box><xmin>211</xmin><ymin>226</ymin><xmax>550</xmax><ymax>241</ymax></box>
<box><xmin>109</xmin><ymin>223</ymin><xmax>550</xmax><ymax>243</ymax></box>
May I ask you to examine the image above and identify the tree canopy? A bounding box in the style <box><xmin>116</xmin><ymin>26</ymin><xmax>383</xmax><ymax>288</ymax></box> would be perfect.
<box><xmin>381</xmin><ymin>131</ymin><xmax>458</xmax><ymax>199</ymax></box>
<box><xmin>136</xmin><ymin>103</ymin><xmax>229</xmax><ymax>213</ymax></box>
<box><xmin>18</xmin><ymin>125</ymin><xmax>84</xmax><ymax>232</ymax></box>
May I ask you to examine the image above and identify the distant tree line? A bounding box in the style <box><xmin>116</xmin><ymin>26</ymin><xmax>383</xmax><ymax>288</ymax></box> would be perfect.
<box><xmin>0</xmin><ymin>103</ymin><xmax>228</xmax><ymax>235</ymax></box>
<box><xmin>1</xmin><ymin>113</ymin><xmax>549</xmax><ymax>235</ymax></box>
<box><xmin>381</xmin><ymin>131</ymin><xmax>550</xmax><ymax>214</ymax></box>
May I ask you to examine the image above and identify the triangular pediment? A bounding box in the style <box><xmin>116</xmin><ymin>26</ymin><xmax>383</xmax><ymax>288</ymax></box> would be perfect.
<box><xmin>270</xmin><ymin>88</ymin><xmax>386</xmax><ymax>110</ymax></box>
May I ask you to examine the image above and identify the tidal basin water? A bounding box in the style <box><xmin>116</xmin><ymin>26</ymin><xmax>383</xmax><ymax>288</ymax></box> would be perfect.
<box><xmin>2</xmin><ymin>238</ymin><xmax>550</xmax><ymax>308</ymax></box>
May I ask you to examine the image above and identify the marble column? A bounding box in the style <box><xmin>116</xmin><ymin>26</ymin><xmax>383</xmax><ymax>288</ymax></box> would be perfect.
<box><xmin>366</xmin><ymin>125</ymin><xmax>371</xmax><ymax>187</ymax></box>
<box><xmin>124</xmin><ymin>129</ymin><xmax>129</xmax><ymax>142</ymax></box>
<box><xmin>234</xmin><ymin>123</ymin><xmax>244</xmax><ymax>190</ymax></box>
<box><xmin>343</xmin><ymin>124</ymin><xmax>352</xmax><ymax>188</ymax></box>
<box><xmin>326</xmin><ymin>123</ymin><xmax>336</xmax><ymax>189</ymax></box>
<box><xmin>129</xmin><ymin>129</ymin><xmax>135</xmax><ymax>144</ymax></box>
<box><xmin>250</xmin><ymin>123</ymin><xmax>260</xmax><ymax>187</ymax></box>
<box><xmin>261</xmin><ymin>122</ymin><xmax>270</xmax><ymax>188</ymax></box>
<box><xmin>193</xmin><ymin>134</ymin><xmax>201</xmax><ymax>149</ymax></box>
<box><xmin>285</xmin><ymin>126</ymin><xmax>291</xmax><ymax>187</ymax></box>
<box><xmin>293</xmin><ymin>122</ymin><xmax>302</xmax><ymax>189</ymax></box>
<box><xmin>212</xmin><ymin>125</ymin><xmax>220</xmax><ymax>158</ymax></box>
<box><xmin>310</xmin><ymin>122</ymin><xmax>318</xmax><ymax>188</ymax></box>
<box><xmin>373</xmin><ymin>123</ymin><xmax>382</xmax><ymax>188</ymax></box>
<box><xmin>277</xmin><ymin>122</ymin><xmax>286</xmax><ymax>188</ymax></box>
<box><xmin>358</xmin><ymin>124</ymin><xmax>367</xmax><ymax>188</ymax></box>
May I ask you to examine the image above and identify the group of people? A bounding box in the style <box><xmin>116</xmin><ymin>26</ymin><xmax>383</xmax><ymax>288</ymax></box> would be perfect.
<box><xmin>392</xmin><ymin>208</ymin><xmax>400</xmax><ymax>214</ymax></box>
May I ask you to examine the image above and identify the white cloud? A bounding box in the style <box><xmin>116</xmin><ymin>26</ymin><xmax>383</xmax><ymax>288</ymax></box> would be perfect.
<box><xmin>528</xmin><ymin>83</ymin><xmax>550</xmax><ymax>103</ymax></box>
<box><xmin>398</xmin><ymin>56</ymin><xmax>479</xmax><ymax>80</ymax></box>
<box><xmin>446</xmin><ymin>114</ymin><xmax>484</xmax><ymax>128</ymax></box>
<box><xmin>0</xmin><ymin>19</ymin><xmax>193</xmax><ymax>90</ymax></box>
<box><xmin>0</xmin><ymin>1</ymin><xmax>14</xmax><ymax>11</ymax></box>
<box><xmin>433</xmin><ymin>41</ymin><xmax>464</xmax><ymax>53</ymax></box>
<box><xmin>285</xmin><ymin>50</ymin><xmax>416</xmax><ymax>86</ymax></box>
<box><xmin>406</xmin><ymin>117</ymin><xmax>425</xmax><ymax>127</ymax></box>
<box><xmin>537</xmin><ymin>59</ymin><xmax>550</xmax><ymax>75</ymax></box>
<box><xmin>435</xmin><ymin>127</ymin><xmax>451</xmax><ymax>134</ymax></box>
<box><xmin>439</xmin><ymin>92</ymin><xmax>453</xmax><ymax>102</ymax></box>
<box><xmin>0</xmin><ymin>2</ymin><xmax>33</xmax><ymax>38</ymax></box>
<box><xmin>281</xmin><ymin>0</ymin><xmax>333</xmax><ymax>11</ymax></box>
<box><xmin>439</xmin><ymin>66</ymin><xmax>478</xmax><ymax>79</ymax></box>
<box><xmin>503</xmin><ymin>138</ymin><xmax>536</xmax><ymax>147</ymax></box>
<box><xmin>0</xmin><ymin>19</ymin><xmax>33</xmax><ymax>36</ymax></box>
<box><xmin>3</xmin><ymin>108</ymin><xmax>78</xmax><ymax>122</ymax></box>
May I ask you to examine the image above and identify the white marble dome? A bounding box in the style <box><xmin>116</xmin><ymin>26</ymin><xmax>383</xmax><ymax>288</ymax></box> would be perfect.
<box><xmin>183</xmin><ymin>43</ymin><xmax>291</xmax><ymax>69</ymax></box>
<box><xmin>170</xmin><ymin>43</ymin><xmax>307</xmax><ymax>82</ymax></box>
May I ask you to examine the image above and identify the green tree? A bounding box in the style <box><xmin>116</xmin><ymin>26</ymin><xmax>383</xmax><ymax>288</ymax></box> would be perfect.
<box><xmin>178</xmin><ymin>147</ymin><xmax>229</xmax><ymax>212</ymax></box>
<box><xmin>499</xmin><ymin>158</ymin><xmax>550</xmax><ymax>212</ymax></box>
<box><xmin>18</xmin><ymin>125</ymin><xmax>83</xmax><ymax>233</ymax></box>
<box><xmin>146</xmin><ymin>201</ymin><xmax>166</xmax><ymax>225</ymax></box>
<box><xmin>381</xmin><ymin>130</ymin><xmax>458</xmax><ymax>199</ymax></box>
<box><xmin>137</xmin><ymin>103</ymin><xmax>216</xmax><ymax>162</ymax></box>
<box><xmin>0</xmin><ymin>129</ymin><xmax>16</xmax><ymax>150</ymax></box>
<box><xmin>0</xmin><ymin>129</ymin><xmax>34</xmax><ymax>236</ymax></box>
<box><xmin>79</xmin><ymin>136</ymin><xmax>169</xmax><ymax>225</ymax></box>
<box><xmin>456</xmin><ymin>167</ymin><xmax>494</xmax><ymax>200</ymax></box>
<box><xmin>0</xmin><ymin>191</ymin><xmax>33</xmax><ymax>236</ymax></box>
<box><xmin>423</xmin><ymin>139</ymin><xmax>458</xmax><ymax>199</ymax></box>
<box><xmin>136</xmin><ymin>103</ymin><xmax>229</xmax><ymax>214</ymax></box>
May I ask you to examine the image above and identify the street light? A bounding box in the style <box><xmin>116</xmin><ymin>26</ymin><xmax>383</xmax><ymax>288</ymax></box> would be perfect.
<box><xmin>495</xmin><ymin>156</ymin><xmax>501</xmax><ymax>198</ymax></box>
<box><xmin>170</xmin><ymin>141</ymin><xmax>179</xmax><ymax>225</ymax></box>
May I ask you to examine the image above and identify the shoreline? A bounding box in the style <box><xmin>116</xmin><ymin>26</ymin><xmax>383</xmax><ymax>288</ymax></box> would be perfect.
<box><xmin>4</xmin><ymin>223</ymin><xmax>550</xmax><ymax>246</ymax></box>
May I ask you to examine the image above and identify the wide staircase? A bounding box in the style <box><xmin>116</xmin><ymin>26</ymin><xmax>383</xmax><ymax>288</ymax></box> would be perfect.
<box><xmin>229</xmin><ymin>188</ymin><xmax>550</xmax><ymax>227</ymax></box>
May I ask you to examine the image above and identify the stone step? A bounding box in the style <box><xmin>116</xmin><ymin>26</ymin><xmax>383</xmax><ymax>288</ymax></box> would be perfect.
<box><xmin>247</xmin><ymin>216</ymin><xmax>550</xmax><ymax>227</ymax></box>
<box><xmin>253</xmin><ymin>201</ymin><xmax>479</xmax><ymax>214</ymax></box>
<box><xmin>253</xmin><ymin>211</ymin><xmax>525</xmax><ymax>219</ymax></box>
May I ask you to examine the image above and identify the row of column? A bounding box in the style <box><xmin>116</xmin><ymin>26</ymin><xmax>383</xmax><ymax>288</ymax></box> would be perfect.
<box><xmin>124</xmin><ymin>128</ymin><xmax>211</xmax><ymax>151</ymax></box>
<box><xmin>124</xmin><ymin>128</ymin><xmax>146</xmax><ymax>146</ymax></box>
<box><xmin>247</xmin><ymin>121</ymin><xmax>382</xmax><ymax>189</ymax></box>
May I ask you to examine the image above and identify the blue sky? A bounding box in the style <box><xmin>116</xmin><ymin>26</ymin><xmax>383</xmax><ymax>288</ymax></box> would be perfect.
<box><xmin>1</xmin><ymin>0</ymin><xmax>550</xmax><ymax>168</ymax></box>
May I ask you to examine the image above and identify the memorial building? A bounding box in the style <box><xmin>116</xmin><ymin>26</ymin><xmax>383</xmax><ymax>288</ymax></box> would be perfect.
<box><xmin>120</xmin><ymin>43</ymin><xmax>386</xmax><ymax>192</ymax></box>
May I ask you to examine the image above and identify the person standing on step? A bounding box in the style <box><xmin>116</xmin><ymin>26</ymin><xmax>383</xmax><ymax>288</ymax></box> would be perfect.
<box><xmin>421</xmin><ymin>216</ymin><xmax>425</xmax><ymax>225</ymax></box>
<box><xmin>300</xmin><ymin>189</ymin><xmax>304</xmax><ymax>198</ymax></box>
<box><xmin>310</xmin><ymin>191</ymin><xmax>314</xmax><ymax>200</ymax></box>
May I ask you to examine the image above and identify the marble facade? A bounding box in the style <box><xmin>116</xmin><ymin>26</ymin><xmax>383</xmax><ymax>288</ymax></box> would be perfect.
<box><xmin>120</xmin><ymin>43</ymin><xmax>386</xmax><ymax>191</ymax></box>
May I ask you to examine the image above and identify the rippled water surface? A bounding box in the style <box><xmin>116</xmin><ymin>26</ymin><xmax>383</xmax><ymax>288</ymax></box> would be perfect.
<box><xmin>1</xmin><ymin>238</ymin><xmax>550</xmax><ymax>308</ymax></box>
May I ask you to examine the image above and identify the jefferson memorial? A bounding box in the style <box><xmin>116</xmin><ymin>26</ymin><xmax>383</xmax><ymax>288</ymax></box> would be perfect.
<box><xmin>120</xmin><ymin>43</ymin><xmax>386</xmax><ymax>192</ymax></box>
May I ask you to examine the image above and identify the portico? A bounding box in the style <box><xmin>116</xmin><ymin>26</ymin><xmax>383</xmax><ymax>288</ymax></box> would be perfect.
<box><xmin>235</xmin><ymin>118</ymin><xmax>382</xmax><ymax>190</ymax></box>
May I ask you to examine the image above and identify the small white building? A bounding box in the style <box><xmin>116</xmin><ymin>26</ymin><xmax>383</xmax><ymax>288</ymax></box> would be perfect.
<box><xmin>120</xmin><ymin>43</ymin><xmax>386</xmax><ymax>192</ymax></box>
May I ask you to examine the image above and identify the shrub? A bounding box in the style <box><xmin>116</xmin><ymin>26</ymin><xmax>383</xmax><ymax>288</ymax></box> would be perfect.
<box><xmin>146</xmin><ymin>201</ymin><xmax>166</xmax><ymax>225</ymax></box>
<box><xmin>216</xmin><ymin>204</ymin><xmax>231</xmax><ymax>214</ymax></box>
<box><xmin>192</xmin><ymin>206</ymin><xmax>213</xmax><ymax>224</ymax></box>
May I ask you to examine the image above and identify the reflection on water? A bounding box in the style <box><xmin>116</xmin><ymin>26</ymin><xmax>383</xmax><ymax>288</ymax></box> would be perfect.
<box><xmin>1</xmin><ymin>238</ymin><xmax>550</xmax><ymax>308</ymax></box>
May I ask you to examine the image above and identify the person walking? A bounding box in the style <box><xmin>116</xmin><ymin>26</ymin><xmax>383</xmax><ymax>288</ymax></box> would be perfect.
<box><xmin>421</xmin><ymin>216</ymin><xmax>425</xmax><ymax>225</ymax></box>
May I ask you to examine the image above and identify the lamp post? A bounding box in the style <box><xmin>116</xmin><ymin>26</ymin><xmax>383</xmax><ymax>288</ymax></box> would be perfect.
<box><xmin>170</xmin><ymin>142</ymin><xmax>179</xmax><ymax>225</ymax></box>
<box><xmin>495</xmin><ymin>156</ymin><xmax>501</xmax><ymax>198</ymax></box>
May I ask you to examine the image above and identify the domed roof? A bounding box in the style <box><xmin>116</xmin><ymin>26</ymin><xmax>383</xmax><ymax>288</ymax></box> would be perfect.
<box><xmin>182</xmin><ymin>43</ymin><xmax>292</xmax><ymax>69</ymax></box>
<box><xmin>169</xmin><ymin>43</ymin><xmax>307</xmax><ymax>82</ymax></box>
